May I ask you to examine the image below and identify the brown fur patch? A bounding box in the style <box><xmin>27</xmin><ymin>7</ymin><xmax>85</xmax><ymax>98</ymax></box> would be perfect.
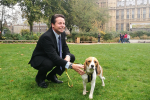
<box><xmin>93</xmin><ymin>58</ymin><xmax>101</xmax><ymax>75</ymax></box>
<box><xmin>84</xmin><ymin>57</ymin><xmax>92</xmax><ymax>71</ymax></box>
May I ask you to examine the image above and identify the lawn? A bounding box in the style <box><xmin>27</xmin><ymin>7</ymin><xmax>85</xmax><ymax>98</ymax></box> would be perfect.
<box><xmin>0</xmin><ymin>43</ymin><xmax>150</xmax><ymax>100</ymax></box>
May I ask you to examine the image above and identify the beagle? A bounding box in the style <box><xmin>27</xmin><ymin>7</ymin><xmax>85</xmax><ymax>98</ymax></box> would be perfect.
<box><xmin>81</xmin><ymin>57</ymin><xmax>105</xmax><ymax>99</ymax></box>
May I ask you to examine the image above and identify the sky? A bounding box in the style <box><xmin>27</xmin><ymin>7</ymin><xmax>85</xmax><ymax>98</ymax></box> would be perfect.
<box><xmin>0</xmin><ymin>3</ymin><xmax>25</xmax><ymax>25</ymax></box>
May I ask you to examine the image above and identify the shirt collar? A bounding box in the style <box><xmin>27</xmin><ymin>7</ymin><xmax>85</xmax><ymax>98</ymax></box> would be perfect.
<box><xmin>52</xmin><ymin>29</ymin><xmax>61</xmax><ymax>41</ymax></box>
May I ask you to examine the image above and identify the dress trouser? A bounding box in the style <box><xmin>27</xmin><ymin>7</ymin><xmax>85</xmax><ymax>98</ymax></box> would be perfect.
<box><xmin>35</xmin><ymin>54</ymin><xmax>75</xmax><ymax>81</ymax></box>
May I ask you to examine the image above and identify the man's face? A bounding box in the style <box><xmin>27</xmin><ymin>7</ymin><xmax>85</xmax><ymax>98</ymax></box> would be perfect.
<box><xmin>52</xmin><ymin>17</ymin><xmax>65</xmax><ymax>35</ymax></box>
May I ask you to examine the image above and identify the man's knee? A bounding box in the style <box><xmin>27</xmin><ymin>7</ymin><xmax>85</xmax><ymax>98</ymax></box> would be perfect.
<box><xmin>39</xmin><ymin>58</ymin><xmax>55</xmax><ymax>71</ymax></box>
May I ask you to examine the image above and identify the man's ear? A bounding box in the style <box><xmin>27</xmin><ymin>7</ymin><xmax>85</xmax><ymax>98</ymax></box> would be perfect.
<box><xmin>51</xmin><ymin>23</ymin><xmax>54</xmax><ymax>28</ymax></box>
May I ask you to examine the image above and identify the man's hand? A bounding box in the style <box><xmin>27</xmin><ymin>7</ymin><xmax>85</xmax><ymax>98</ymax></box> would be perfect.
<box><xmin>72</xmin><ymin>64</ymin><xmax>85</xmax><ymax>75</ymax></box>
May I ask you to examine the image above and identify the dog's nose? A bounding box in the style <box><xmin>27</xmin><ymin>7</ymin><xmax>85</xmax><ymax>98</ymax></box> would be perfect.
<box><xmin>91</xmin><ymin>65</ymin><xmax>94</xmax><ymax>68</ymax></box>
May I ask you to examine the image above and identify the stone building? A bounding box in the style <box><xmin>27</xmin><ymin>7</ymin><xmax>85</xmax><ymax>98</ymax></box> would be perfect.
<box><xmin>98</xmin><ymin>0</ymin><xmax>150</xmax><ymax>32</ymax></box>
<box><xmin>8</xmin><ymin>22</ymin><xmax>48</xmax><ymax>34</ymax></box>
<box><xmin>12</xmin><ymin>24</ymin><xmax>30</xmax><ymax>34</ymax></box>
<box><xmin>32</xmin><ymin>23</ymin><xmax>48</xmax><ymax>33</ymax></box>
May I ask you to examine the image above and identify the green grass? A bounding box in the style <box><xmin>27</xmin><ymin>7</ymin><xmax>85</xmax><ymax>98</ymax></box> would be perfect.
<box><xmin>0</xmin><ymin>43</ymin><xmax>150</xmax><ymax>100</ymax></box>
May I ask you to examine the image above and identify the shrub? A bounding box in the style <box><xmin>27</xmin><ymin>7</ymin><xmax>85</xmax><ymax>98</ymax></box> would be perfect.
<box><xmin>3</xmin><ymin>33</ymin><xmax>13</xmax><ymax>40</ymax></box>
<box><xmin>12</xmin><ymin>34</ymin><xmax>21</xmax><ymax>40</ymax></box>
<box><xmin>33</xmin><ymin>34</ymin><xmax>39</xmax><ymax>40</ymax></box>
<box><xmin>133</xmin><ymin>36</ymin><xmax>140</xmax><ymax>39</ymax></box>
<box><xmin>140</xmin><ymin>35</ymin><xmax>148</xmax><ymax>39</ymax></box>
<box><xmin>113</xmin><ymin>37</ymin><xmax>120</xmax><ymax>42</ymax></box>
<box><xmin>2</xmin><ymin>36</ymin><xmax>6</xmax><ymax>40</ymax></box>
<box><xmin>100</xmin><ymin>31</ymin><xmax>106</xmax><ymax>35</ymax></box>
<box><xmin>66</xmin><ymin>38</ymin><xmax>73</xmax><ymax>43</ymax></box>
<box><xmin>91</xmin><ymin>37</ymin><xmax>97</xmax><ymax>41</ymax></box>
<box><xmin>2</xmin><ymin>27</ymin><xmax>11</xmax><ymax>34</ymax></box>
<box><xmin>103</xmin><ymin>33</ymin><xmax>112</xmax><ymax>41</ymax></box>
<box><xmin>80</xmin><ymin>36</ymin><xmax>86</xmax><ymax>41</ymax></box>
<box><xmin>20</xmin><ymin>29</ymin><xmax>30</xmax><ymax>36</ymax></box>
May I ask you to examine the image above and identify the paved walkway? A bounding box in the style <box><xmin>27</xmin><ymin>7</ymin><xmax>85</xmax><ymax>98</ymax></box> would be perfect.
<box><xmin>67</xmin><ymin>39</ymin><xmax>150</xmax><ymax>45</ymax></box>
<box><xmin>67</xmin><ymin>42</ymin><xmax>126</xmax><ymax>45</ymax></box>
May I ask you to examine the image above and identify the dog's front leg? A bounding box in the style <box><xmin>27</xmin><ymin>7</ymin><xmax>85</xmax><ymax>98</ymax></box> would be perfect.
<box><xmin>83</xmin><ymin>81</ymin><xmax>86</xmax><ymax>95</ymax></box>
<box><xmin>89</xmin><ymin>81</ymin><xmax>95</xmax><ymax>99</ymax></box>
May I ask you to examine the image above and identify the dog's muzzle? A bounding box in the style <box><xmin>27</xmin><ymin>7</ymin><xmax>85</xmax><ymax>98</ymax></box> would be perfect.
<box><xmin>91</xmin><ymin>65</ymin><xmax>94</xmax><ymax>69</ymax></box>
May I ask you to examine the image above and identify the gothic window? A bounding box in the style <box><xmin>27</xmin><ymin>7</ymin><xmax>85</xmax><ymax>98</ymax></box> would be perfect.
<box><xmin>127</xmin><ymin>9</ymin><xmax>129</xmax><ymax>19</ymax></box>
<box><xmin>137</xmin><ymin>9</ymin><xmax>140</xmax><ymax>18</ymax></box>
<box><xmin>116</xmin><ymin>10</ymin><xmax>119</xmax><ymax>19</ymax></box>
<box><xmin>132</xmin><ymin>9</ymin><xmax>134</xmax><ymax>19</ymax></box>
<box><xmin>121</xmin><ymin>24</ymin><xmax>124</xmax><ymax>31</ymax></box>
<box><xmin>143</xmin><ymin>8</ymin><xmax>146</xmax><ymax>19</ymax></box>
<box><xmin>149</xmin><ymin>8</ymin><xmax>150</xmax><ymax>18</ymax></box>
<box><xmin>126</xmin><ymin>24</ymin><xmax>129</xmax><ymax>31</ymax></box>
<box><xmin>121</xmin><ymin>10</ymin><xmax>124</xmax><ymax>19</ymax></box>
<box><xmin>116</xmin><ymin>23</ymin><xmax>119</xmax><ymax>31</ymax></box>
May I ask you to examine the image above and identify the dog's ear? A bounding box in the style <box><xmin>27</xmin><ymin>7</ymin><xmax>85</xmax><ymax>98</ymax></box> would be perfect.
<box><xmin>83</xmin><ymin>59</ymin><xmax>87</xmax><ymax>71</ymax></box>
<box><xmin>96</xmin><ymin>60</ymin><xmax>101</xmax><ymax>75</ymax></box>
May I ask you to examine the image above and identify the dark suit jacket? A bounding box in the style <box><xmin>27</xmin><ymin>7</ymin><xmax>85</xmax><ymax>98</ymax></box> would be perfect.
<box><xmin>29</xmin><ymin>27</ymin><xmax>70</xmax><ymax>74</ymax></box>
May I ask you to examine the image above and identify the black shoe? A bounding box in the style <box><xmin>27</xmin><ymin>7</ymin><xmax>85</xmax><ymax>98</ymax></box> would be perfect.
<box><xmin>47</xmin><ymin>75</ymin><xmax>63</xmax><ymax>83</ymax></box>
<box><xmin>36</xmin><ymin>77</ymin><xmax>48</xmax><ymax>88</ymax></box>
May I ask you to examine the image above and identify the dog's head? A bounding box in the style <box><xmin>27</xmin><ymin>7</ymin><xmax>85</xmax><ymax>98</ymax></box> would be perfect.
<box><xmin>84</xmin><ymin>57</ymin><xmax>100</xmax><ymax>74</ymax></box>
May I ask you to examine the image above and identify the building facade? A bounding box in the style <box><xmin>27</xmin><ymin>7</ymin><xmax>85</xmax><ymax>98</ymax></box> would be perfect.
<box><xmin>99</xmin><ymin>0</ymin><xmax>150</xmax><ymax>32</ymax></box>
<box><xmin>32</xmin><ymin>23</ymin><xmax>48</xmax><ymax>33</ymax></box>
<box><xmin>8</xmin><ymin>22</ymin><xmax>48</xmax><ymax>34</ymax></box>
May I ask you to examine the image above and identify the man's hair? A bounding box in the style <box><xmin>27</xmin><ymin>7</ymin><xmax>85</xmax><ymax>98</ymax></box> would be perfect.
<box><xmin>51</xmin><ymin>14</ymin><xmax>65</xmax><ymax>24</ymax></box>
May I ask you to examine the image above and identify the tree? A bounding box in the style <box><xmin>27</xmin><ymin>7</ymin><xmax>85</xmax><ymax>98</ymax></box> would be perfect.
<box><xmin>41</xmin><ymin>0</ymin><xmax>75</xmax><ymax>33</ymax></box>
<box><xmin>92</xmin><ymin>7</ymin><xmax>110</xmax><ymax>32</ymax></box>
<box><xmin>70</xmin><ymin>0</ymin><xmax>99</xmax><ymax>32</ymax></box>
<box><xmin>60</xmin><ymin>0</ymin><xmax>76</xmax><ymax>33</ymax></box>
<box><xmin>0</xmin><ymin>0</ymin><xmax>18</xmax><ymax>39</ymax></box>
<box><xmin>18</xmin><ymin>0</ymin><xmax>110</xmax><ymax>35</ymax></box>
<box><xmin>19</xmin><ymin>0</ymin><xmax>43</xmax><ymax>33</ymax></box>
<box><xmin>69</xmin><ymin>0</ymin><xmax>110</xmax><ymax>33</ymax></box>
<box><xmin>41</xmin><ymin>0</ymin><xmax>67</xmax><ymax>28</ymax></box>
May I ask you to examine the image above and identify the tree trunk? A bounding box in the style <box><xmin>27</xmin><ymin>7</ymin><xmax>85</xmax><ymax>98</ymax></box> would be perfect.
<box><xmin>0</xmin><ymin>6</ymin><xmax>4</xmax><ymax>39</ymax></box>
<box><xmin>0</xmin><ymin>20</ymin><xmax>2</xmax><ymax>39</ymax></box>
<box><xmin>30</xmin><ymin>24</ymin><xmax>33</xmax><ymax>35</ymax></box>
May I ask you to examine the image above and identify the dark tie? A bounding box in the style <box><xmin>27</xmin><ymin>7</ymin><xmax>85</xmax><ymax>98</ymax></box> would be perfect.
<box><xmin>58</xmin><ymin>36</ymin><xmax>62</xmax><ymax>70</ymax></box>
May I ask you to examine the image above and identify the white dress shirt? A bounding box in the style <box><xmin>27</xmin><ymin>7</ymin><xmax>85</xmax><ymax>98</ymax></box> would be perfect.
<box><xmin>52</xmin><ymin>29</ymin><xmax>70</xmax><ymax>69</ymax></box>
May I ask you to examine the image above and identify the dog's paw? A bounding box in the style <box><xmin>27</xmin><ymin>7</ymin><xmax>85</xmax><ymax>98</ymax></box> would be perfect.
<box><xmin>102</xmin><ymin>83</ymin><xmax>105</xmax><ymax>86</ymax></box>
<box><xmin>89</xmin><ymin>95</ymin><xmax>93</xmax><ymax>99</ymax></box>
<box><xmin>102</xmin><ymin>84</ymin><xmax>105</xmax><ymax>86</ymax></box>
<box><xmin>83</xmin><ymin>92</ymin><xmax>86</xmax><ymax>95</ymax></box>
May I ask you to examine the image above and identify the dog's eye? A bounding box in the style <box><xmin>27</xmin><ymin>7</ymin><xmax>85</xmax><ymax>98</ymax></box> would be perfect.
<box><xmin>88</xmin><ymin>61</ymin><xmax>91</xmax><ymax>63</ymax></box>
<box><xmin>94</xmin><ymin>61</ymin><xmax>97</xmax><ymax>63</ymax></box>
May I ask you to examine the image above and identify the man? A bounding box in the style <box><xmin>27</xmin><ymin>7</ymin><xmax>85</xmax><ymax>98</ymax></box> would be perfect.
<box><xmin>127</xmin><ymin>33</ymin><xmax>130</xmax><ymax>43</ymax></box>
<box><xmin>124</xmin><ymin>33</ymin><xmax>127</xmax><ymax>43</ymax></box>
<box><xmin>122</xmin><ymin>33</ymin><xmax>124</xmax><ymax>43</ymax></box>
<box><xmin>28</xmin><ymin>14</ymin><xmax>85</xmax><ymax>88</ymax></box>
<box><xmin>118</xmin><ymin>33</ymin><xmax>122</xmax><ymax>43</ymax></box>
<box><xmin>98</xmin><ymin>33</ymin><xmax>101</xmax><ymax>43</ymax></box>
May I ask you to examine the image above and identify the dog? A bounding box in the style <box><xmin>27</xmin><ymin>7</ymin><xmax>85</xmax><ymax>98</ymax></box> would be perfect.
<box><xmin>81</xmin><ymin>57</ymin><xmax>105</xmax><ymax>99</ymax></box>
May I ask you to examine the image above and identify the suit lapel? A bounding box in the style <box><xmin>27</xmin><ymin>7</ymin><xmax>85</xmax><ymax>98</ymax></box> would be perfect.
<box><xmin>48</xmin><ymin>27</ymin><xmax>59</xmax><ymax>53</ymax></box>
